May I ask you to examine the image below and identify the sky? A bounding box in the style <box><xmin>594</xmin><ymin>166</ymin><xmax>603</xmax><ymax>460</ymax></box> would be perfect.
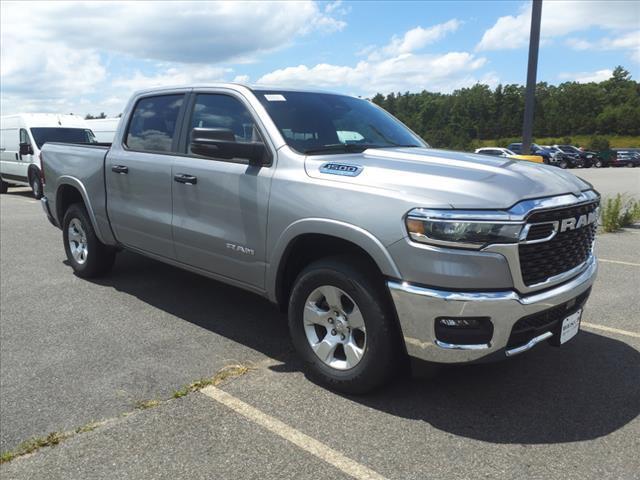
<box><xmin>1</xmin><ymin>0</ymin><xmax>638</xmax><ymax>116</ymax></box>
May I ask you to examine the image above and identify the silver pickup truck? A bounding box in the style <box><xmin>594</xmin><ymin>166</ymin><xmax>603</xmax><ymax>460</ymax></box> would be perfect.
<box><xmin>40</xmin><ymin>84</ymin><xmax>599</xmax><ymax>393</ymax></box>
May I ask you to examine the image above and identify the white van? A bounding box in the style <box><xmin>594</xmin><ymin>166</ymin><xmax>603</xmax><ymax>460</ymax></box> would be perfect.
<box><xmin>85</xmin><ymin>117</ymin><xmax>120</xmax><ymax>143</ymax></box>
<box><xmin>0</xmin><ymin>114</ymin><xmax>96</xmax><ymax>197</ymax></box>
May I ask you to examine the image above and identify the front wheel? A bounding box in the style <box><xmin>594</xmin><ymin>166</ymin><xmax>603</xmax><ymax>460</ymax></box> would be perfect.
<box><xmin>559</xmin><ymin>159</ymin><xmax>568</xmax><ymax>169</ymax></box>
<box><xmin>63</xmin><ymin>203</ymin><xmax>116</xmax><ymax>278</ymax></box>
<box><xmin>594</xmin><ymin>159</ymin><xmax>603</xmax><ymax>168</ymax></box>
<box><xmin>30</xmin><ymin>174</ymin><xmax>43</xmax><ymax>199</ymax></box>
<box><xmin>627</xmin><ymin>162</ymin><xmax>635</xmax><ymax>168</ymax></box>
<box><xmin>288</xmin><ymin>256</ymin><xmax>403</xmax><ymax>394</ymax></box>
<box><xmin>0</xmin><ymin>179</ymin><xmax>8</xmax><ymax>194</ymax></box>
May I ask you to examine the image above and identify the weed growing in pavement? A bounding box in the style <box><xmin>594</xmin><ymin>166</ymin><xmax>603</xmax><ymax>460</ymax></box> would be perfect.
<box><xmin>601</xmin><ymin>194</ymin><xmax>640</xmax><ymax>232</ymax></box>
<box><xmin>173</xmin><ymin>364</ymin><xmax>249</xmax><ymax>399</ymax></box>
<box><xmin>133</xmin><ymin>399</ymin><xmax>161</xmax><ymax>410</ymax></box>
<box><xmin>75</xmin><ymin>421</ymin><xmax>105</xmax><ymax>434</ymax></box>
<box><xmin>0</xmin><ymin>432</ymin><xmax>69</xmax><ymax>464</ymax></box>
<box><xmin>0</xmin><ymin>363</ymin><xmax>252</xmax><ymax>464</ymax></box>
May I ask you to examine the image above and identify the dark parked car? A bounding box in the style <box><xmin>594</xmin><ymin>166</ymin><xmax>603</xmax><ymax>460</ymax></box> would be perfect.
<box><xmin>610</xmin><ymin>150</ymin><xmax>640</xmax><ymax>168</ymax></box>
<box><xmin>507</xmin><ymin>142</ymin><xmax>557</xmax><ymax>165</ymax></box>
<box><xmin>555</xmin><ymin>145</ymin><xmax>595</xmax><ymax>168</ymax></box>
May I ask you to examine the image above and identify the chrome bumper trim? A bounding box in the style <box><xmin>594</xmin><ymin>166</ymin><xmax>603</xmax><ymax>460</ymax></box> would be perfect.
<box><xmin>434</xmin><ymin>340</ymin><xmax>491</xmax><ymax>351</ymax></box>
<box><xmin>388</xmin><ymin>255</ymin><xmax>597</xmax><ymax>363</ymax></box>
<box><xmin>505</xmin><ymin>331</ymin><xmax>553</xmax><ymax>357</ymax></box>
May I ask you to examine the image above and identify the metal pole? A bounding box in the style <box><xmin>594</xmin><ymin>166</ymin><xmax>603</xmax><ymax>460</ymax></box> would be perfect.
<box><xmin>522</xmin><ymin>0</ymin><xmax>542</xmax><ymax>154</ymax></box>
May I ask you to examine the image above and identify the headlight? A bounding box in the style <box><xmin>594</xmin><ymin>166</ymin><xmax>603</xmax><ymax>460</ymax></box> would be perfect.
<box><xmin>406</xmin><ymin>214</ymin><xmax>522</xmax><ymax>249</ymax></box>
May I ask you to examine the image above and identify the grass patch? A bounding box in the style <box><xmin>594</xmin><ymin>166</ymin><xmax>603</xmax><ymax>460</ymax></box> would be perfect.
<box><xmin>173</xmin><ymin>364</ymin><xmax>250</xmax><ymax>399</ymax></box>
<box><xmin>601</xmin><ymin>194</ymin><xmax>640</xmax><ymax>232</ymax></box>
<box><xmin>134</xmin><ymin>399</ymin><xmax>161</xmax><ymax>410</ymax></box>
<box><xmin>75</xmin><ymin>421</ymin><xmax>104</xmax><ymax>434</ymax></box>
<box><xmin>0</xmin><ymin>432</ymin><xmax>69</xmax><ymax>464</ymax></box>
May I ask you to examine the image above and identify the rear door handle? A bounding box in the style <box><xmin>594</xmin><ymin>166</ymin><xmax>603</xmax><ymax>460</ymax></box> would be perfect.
<box><xmin>111</xmin><ymin>165</ymin><xmax>129</xmax><ymax>174</ymax></box>
<box><xmin>174</xmin><ymin>174</ymin><xmax>197</xmax><ymax>185</ymax></box>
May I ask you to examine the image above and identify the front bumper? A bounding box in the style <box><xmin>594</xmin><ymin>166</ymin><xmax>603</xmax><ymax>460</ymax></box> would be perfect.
<box><xmin>388</xmin><ymin>255</ymin><xmax>597</xmax><ymax>363</ymax></box>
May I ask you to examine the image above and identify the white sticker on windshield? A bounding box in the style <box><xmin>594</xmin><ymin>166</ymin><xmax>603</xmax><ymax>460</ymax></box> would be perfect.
<box><xmin>264</xmin><ymin>94</ymin><xmax>286</xmax><ymax>102</ymax></box>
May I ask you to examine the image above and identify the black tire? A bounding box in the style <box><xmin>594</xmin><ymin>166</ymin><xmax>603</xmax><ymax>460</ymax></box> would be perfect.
<box><xmin>594</xmin><ymin>159</ymin><xmax>603</xmax><ymax>168</ymax></box>
<box><xmin>30</xmin><ymin>172</ymin><xmax>43</xmax><ymax>199</ymax></box>
<box><xmin>0</xmin><ymin>179</ymin><xmax>8</xmax><ymax>194</ymax></box>
<box><xmin>62</xmin><ymin>203</ymin><xmax>116</xmax><ymax>278</ymax></box>
<box><xmin>627</xmin><ymin>162</ymin><xmax>635</xmax><ymax>168</ymax></box>
<box><xmin>288</xmin><ymin>256</ymin><xmax>403</xmax><ymax>394</ymax></box>
<box><xmin>559</xmin><ymin>159</ymin><xmax>568</xmax><ymax>169</ymax></box>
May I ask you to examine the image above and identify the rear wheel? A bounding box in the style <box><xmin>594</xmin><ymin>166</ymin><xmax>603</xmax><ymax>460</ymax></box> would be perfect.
<box><xmin>63</xmin><ymin>203</ymin><xmax>116</xmax><ymax>278</ymax></box>
<box><xmin>0</xmin><ymin>179</ymin><xmax>8</xmax><ymax>194</ymax></box>
<box><xmin>594</xmin><ymin>159</ymin><xmax>603</xmax><ymax>168</ymax></box>
<box><xmin>627</xmin><ymin>162</ymin><xmax>635</xmax><ymax>168</ymax></box>
<box><xmin>559</xmin><ymin>159</ymin><xmax>568</xmax><ymax>169</ymax></box>
<box><xmin>288</xmin><ymin>256</ymin><xmax>402</xmax><ymax>394</ymax></box>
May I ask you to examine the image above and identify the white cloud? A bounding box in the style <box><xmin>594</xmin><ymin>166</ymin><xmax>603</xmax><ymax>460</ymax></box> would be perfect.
<box><xmin>257</xmin><ymin>21</ymin><xmax>488</xmax><ymax>96</ymax></box>
<box><xmin>2</xmin><ymin>1</ymin><xmax>346</xmax><ymax>64</ymax></box>
<box><xmin>371</xmin><ymin>20</ymin><xmax>461</xmax><ymax>60</ymax></box>
<box><xmin>0</xmin><ymin>1</ymin><xmax>347</xmax><ymax>115</ymax></box>
<box><xmin>559</xmin><ymin>69</ymin><xmax>613</xmax><ymax>83</ymax></box>
<box><xmin>566</xmin><ymin>31</ymin><xmax>640</xmax><ymax>64</ymax></box>
<box><xmin>257</xmin><ymin>51</ymin><xmax>488</xmax><ymax>96</ymax></box>
<box><xmin>477</xmin><ymin>1</ymin><xmax>639</xmax><ymax>51</ymax></box>
<box><xmin>361</xmin><ymin>20</ymin><xmax>461</xmax><ymax>61</ymax></box>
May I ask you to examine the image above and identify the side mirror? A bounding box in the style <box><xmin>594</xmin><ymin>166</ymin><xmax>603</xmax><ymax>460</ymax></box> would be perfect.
<box><xmin>19</xmin><ymin>143</ymin><xmax>33</xmax><ymax>156</ymax></box>
<box><xmin>190</xmin><ymin>128</ymin><xmax>271</xmax><ymax>166</ymax></box>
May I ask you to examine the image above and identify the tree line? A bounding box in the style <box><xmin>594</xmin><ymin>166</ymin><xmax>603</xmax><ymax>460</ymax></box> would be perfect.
<box><xmin>371</xmin><ymin>66</ymin><xmax>640</xmax><ymax>151</ymax></box>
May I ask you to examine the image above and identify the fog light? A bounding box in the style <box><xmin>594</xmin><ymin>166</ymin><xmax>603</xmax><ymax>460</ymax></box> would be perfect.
<box><xmin>434</xmin><ymin>317</ymin><xmax>493</xmax><ymax>345</ymax></box>
<box><xmin>438</xmin><ymin>318</ymin><xmax>481</xmax><ymax>328</ymax></box>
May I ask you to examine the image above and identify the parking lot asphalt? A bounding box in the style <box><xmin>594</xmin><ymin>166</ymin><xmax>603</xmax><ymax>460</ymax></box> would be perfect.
<box><xmin>575</xmin><ymin>167</ymin><xmax>640</xmax><ymax>198</ymax></box>
<box><xmin>1</xmin><ymin>168</ymin><xmax>639</xmax><ymax>480</ymax></box>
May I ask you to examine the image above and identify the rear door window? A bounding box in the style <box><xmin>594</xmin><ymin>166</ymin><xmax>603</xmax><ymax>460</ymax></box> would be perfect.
<box><xmin>126</xmin><ymin>94</ymin><xmax>184</xmax><ymax>152</ymax></box>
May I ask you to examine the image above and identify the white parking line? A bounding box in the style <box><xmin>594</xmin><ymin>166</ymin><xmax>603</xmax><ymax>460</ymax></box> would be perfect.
<box><xmin>582</xmin><ymin>322</ymin><xmax>640</xmax><ymax>339</ymax></box>
<box><xmin>201</xmin><ymin>386</ymin><xmax>388</xmax><ymax>480</ymax></box>
<box><xmin>599</xmin><ymin>258</ymin><xmax>640</xmax><ymax>267</ymax></box>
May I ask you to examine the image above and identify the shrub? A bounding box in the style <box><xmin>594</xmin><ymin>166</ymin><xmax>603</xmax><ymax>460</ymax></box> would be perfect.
<box><xmin>600</xmin><ymin>194</ymin><xmax>640</xmax><ymax>232</ymax></box>
<box><xmin>562</xmin><ymin>137</ymin><xmax>572</xmax><ymax>145</ymax></box>
<box><xmin>589</xmin><ymin>135</ymin><xmax>610</xmax><ymax>152</ymax></box>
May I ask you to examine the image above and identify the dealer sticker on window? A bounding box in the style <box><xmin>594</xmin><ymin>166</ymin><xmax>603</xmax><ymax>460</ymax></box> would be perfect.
<box><xmin>264</xmin><ymin>94</ymin><xmax>286</xmax><ymax>102</ymax></box>
<box><xmin>560</xmin><ymin>309</ymin><xmax>582</xmax><ymax>344</ymax></box>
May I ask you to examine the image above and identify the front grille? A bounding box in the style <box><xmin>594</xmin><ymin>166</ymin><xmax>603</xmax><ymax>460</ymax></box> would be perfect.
<box><xmin>519</xmin><ymin>201</ymin><xmax>598</xmax><ymax>286</ymax></box>
<box><xmin>526</xmin><ymin>223</ymin><xmax>555</xmax><ymax>241</ymax></box>
<box><xmin>507</xmin><ymin>288</ymin><xmax>591</xmax><ymax>348</ymax></box>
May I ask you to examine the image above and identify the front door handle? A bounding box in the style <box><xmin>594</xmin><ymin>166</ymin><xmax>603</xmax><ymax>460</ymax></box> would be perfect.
<box><xmin>111</xmin><ymin>165</ymin><xmax>129</xmax><ymax>174</ymax></box>
<box><xmin>174</xmin><ymin>174</ymin><xmax>197</xmax><ymax>185</ymax></box>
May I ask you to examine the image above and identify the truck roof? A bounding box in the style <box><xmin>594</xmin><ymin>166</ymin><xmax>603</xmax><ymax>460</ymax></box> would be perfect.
<box><xmin>131</xmin><ymin>83</ymin><xmax>349</xmax><ymax>97</ymax></box>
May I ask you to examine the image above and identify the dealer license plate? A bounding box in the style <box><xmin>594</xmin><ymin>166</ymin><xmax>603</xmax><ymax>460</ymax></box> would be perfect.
<box><xmin>560</xmin><ymin>309</ymin><xmax>582</xmax><ymax>344</ymax></box>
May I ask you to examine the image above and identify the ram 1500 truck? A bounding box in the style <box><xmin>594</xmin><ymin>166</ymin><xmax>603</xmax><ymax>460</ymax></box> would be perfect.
<box><xmin>40</xmin><ymin>85</ymin><xmax>599</xmax><ymax>393</ymax></box>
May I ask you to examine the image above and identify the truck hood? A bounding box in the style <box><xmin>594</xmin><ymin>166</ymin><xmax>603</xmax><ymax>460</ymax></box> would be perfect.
<box><xmin>305</xmin><ymin>147</ymin><xmax>593</xmax><ymax>209</ymax></box>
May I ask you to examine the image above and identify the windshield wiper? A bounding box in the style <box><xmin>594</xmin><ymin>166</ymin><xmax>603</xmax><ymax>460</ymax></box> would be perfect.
<box><xmin>373</xmin><ymin>144</ymin><xmax>421</xmax><ymax>149</ymax></box>
<box><xmin>303</xmin><ymin>144</ymin><xmax>382</xmax><ymax>155</ymax></box>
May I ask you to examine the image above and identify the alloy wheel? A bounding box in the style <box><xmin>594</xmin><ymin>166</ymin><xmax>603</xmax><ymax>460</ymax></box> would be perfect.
<box><xmin>68</xmin><ymin>218</ymin><xmax>88</xmax><ymax>264</ymax></box>
<box><xmin>303</xmin><ymin>285</ymin><xmax>367</xmax><ymax>370</ymax></box>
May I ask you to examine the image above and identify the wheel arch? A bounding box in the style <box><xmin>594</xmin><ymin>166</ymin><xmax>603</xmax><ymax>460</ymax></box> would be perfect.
<box><xmin>55</xmin><ymin>178</ymin><xmax>106</xmax><ymax>243</ymax></box>
<box><xmin>268</xmin><ymin>219</ymin><xmax>401</xmax><ymax>310</ymax></box>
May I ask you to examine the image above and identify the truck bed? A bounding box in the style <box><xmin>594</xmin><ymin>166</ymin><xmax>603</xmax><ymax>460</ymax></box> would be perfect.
<box><xmin>41</xmin><ymin>142</ymin><xmax>114</xmax><ymax>243</ymax></box>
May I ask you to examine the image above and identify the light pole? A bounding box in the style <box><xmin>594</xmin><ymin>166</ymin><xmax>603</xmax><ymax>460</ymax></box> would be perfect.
<box><xmin>522</xmin><ymin>0</ymin><xmax>543</xmax><ymax>154</ymax></box>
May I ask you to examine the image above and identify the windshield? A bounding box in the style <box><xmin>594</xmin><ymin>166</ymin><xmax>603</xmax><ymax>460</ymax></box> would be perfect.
<box><xmin>254</xmin><ymin>90</ymin><xmax>426</xmax><ymax>155</ymax></box>
<box><xmin>30</xmin><ymin>128</ymin><xmax>96</xmax><ymax>148</ymax></box>
<box><xmin>559</xmin><ymin>145</ymin><xmax>580</xmax><ymax>153</ymax></box>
